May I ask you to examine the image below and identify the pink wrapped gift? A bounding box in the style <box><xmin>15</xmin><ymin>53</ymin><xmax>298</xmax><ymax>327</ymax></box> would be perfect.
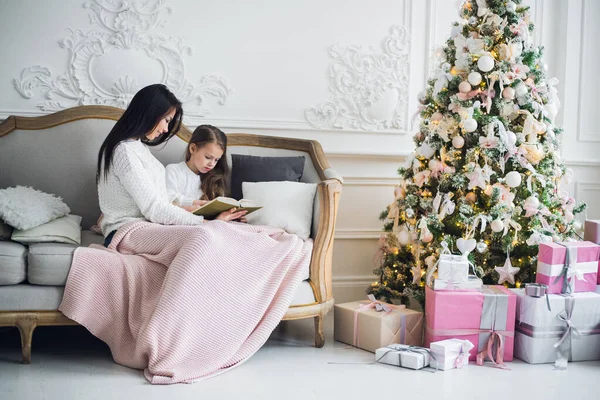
<box><xmin>584</xmin><ymin>220</ymin><xmax>600</xmax><ymax>244</ymax></box>
<box><xmin>424</xmin><ymin>285</ymin><xmax>516</xmax><ymax>365</ymax></box>
<box><xmin>536</xmin><ymin>241</ymin><xmax>600</xmax><ymax>293</ymax></box>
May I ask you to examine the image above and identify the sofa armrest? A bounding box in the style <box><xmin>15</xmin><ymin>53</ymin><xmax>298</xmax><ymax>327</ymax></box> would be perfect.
<box><xmin>309</xmin><ymin>177</ymin><xmax>342</xmax><ymax>305</ymax></box>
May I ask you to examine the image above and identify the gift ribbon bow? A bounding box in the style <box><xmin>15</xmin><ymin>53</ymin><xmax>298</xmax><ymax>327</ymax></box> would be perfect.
<box><xmin>476</xmin><ymin>332</ymin><xmax>509</xmax><ymax>370</ymax></box>
<box><xmin>353</xmin><ymin>295</ymin><xmax>405</xmax><ymax>347</ymax></box>
<box><xmin>553</xmin><ymin>296</ymin><xmax>580</xmax><ymax>370</ymax></box>
<box><xmin>553</xmin><ymin>243</ymin><xmax>585</xmax><ymax>295</ymax></box>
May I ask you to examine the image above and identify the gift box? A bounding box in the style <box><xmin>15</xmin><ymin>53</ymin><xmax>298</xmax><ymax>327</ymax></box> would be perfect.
<box><xmin>437</xmin><ymin>254</ymin><xmax>469</xmax><ymax>285</ymax></box>
<box><xmin>536</xmin><ymin>241</ymin><xmax>600</xmax><ymax>293</ymax></box>
<box><xmin>334</xmin><ymin>298</ymin><xmax>423</xmax><ymax>353</ymax></box>
<box><xmin>375</xmin><ymin>344</ymin><xmax>431</xmax><ymax>370</ymax></box>
<box><xmin>514</xmin><ymin>289</ymin><xmax>600</xmax><ymax>368</ymax></box>
<box><xmin>584</xmin><ymin>220</ymin><xmax>600</xmax><ymax>244</ymax></box>
<box><xmin>429</xmin><ymin>339</ymin><xmax>474</xmax><ymax>370</ymax></box>
<box><xmin>433</xmin><ymin>275</ymin><xmax>483</xmax><ymax>291</ymax></box>
<box><xmin>424</xmin><ymin>285</ymin><xmax>516</xmax><ymax>363</ymax></box>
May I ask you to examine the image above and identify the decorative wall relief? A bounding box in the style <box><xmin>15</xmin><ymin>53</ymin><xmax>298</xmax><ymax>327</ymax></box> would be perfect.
<box><xmin>305</xmin><ymin>25</ymin><xmax>410</xmax><ymax>132</ymax></box>
<box><xmin>13</xmin><ymin>0</ymin><xmax>232</xmax><ymax>117</ymax></box>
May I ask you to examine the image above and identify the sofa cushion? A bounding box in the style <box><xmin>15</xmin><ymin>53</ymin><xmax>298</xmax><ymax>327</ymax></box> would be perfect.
<box><xmin>27</xmin><ymin>230</ymin><xmax>104</xmax><ymax>286</ymax></box>
<box><xmin>230</xmin><ymin>154</ymin><xmax>305</xmax><ymax>200</ymax></box>
<box><xmin>0</xmin><ymin>241</ymin><xmax>27</xmax><ymax>285</ymax></box>
<box><xmin>12</xmin><ymin>214</ymin><xmax>82</xmax><ymax>245</ymax></box>
<box><xmin>0</xmin><ymin>185</ymin><xmax>70</xmax><ymax>230</ymax></box>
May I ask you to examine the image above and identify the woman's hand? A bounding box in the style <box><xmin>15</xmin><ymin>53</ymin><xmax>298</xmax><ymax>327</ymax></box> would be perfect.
<box><xmin>215</xmin><ymin>208</ymin><xmax>247</xmax><ymax>222</ymax></box>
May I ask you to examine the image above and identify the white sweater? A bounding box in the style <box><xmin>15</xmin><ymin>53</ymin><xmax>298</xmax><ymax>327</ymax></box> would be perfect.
<box><xmin>165</xmin><ymin>161</ymin><xmax>203</xmax><ymax>207</ymax></box>
<box><xmin>98</xmin><ymin>140</ymin><xmax>204</xmax><ymax>236</ymax></box>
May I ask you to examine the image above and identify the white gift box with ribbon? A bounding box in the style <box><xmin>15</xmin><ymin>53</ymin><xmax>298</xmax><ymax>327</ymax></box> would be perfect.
<box><xmin>375</xmin><ymin>344</ymin><xmax>431</xmax><ymax>370</ymax></box>
<box><xmin>429</xmin><ymin>339</ymin><xmax>474</xmax><ymax>370</ymax></box>
<box><xmin>437</xmin><ymin>254</ymin><xmax>469</xmax><ymax>284</ymax></box>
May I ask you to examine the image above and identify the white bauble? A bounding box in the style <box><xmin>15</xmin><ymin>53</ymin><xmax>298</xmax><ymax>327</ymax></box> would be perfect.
<box><xmin>476</xmin><ymin>240</ymin><xmax>488</xmax><ymax>253</ymax></box>
<box><xmin>422</xmin><ymin>231</ymin><xmax>434</xmax><ymax>243</ymax></box>
<box><xmin>477</xmin><ymin>55</ymin><xmax>495</xmax><ymax>72</ymax></box>
<box><xmin>505</xmin><ymin>171</ymin><xmax>522</xmax><ymax>188</ymax></box>
<box><xmin>506</xmin><ymin>1</ymin><xmax>517</xmax><ymax>12</ymax></box>
<box><xmin>398</xmin><ymin>230</ymin><xmax>411</xmax><ymax>245</ymax></box>
<box><xmin>451</xmin><ymin>25</ymin><xmax>461</xmax><ymax>38</ymax></box>
<box><xmin>463</xmin><ymin>118</ymin><xmax>478</xmax><ymax>132</ymax></box>
<box><xmin>507</xmin><ymin>130</ymin><xmax>517</xmax><ymax>147</ymax></box>
<box><xmin>502</xmin><ymin>87</ymin><xmax>515</xmax><ymax>100</ymax></box>
<box><xmin>524</xmin><ymin>196</ymin><xmax>540</xmax><ymax>210</ymax></box>
<box><xmin>452</xmin><ymin>135</ymin><xmax>465</xmax><ymax>149</ymax></box>
<box><xmin>565</xmin><ymin>211</ymin><xmax>574</xmax><ymax>223</ymax></box>
<box><xmin>428</xmin><ymin>159</ymin><xmax>441</xmax><ymax>170</ymax></box>
<box><xmin>491</xmin><ymin>219</ymin><xmax>504</xmax><ymax>233</ymax></box>
<box><xmin>468</xmin><ymin>71</ymin><xmax>482</xmax><ymax>86</ymax></box>
<box><xmin>418</xmin><ymin>90</ymin><xmax>427</xmax><ymax>104</ymax></box>
<box><xmin>431</xmin><ymin>112</ymin><xmax>444</xmax><ymax>122</ymax></box>
<box><xmin>515</xmin><ymin>84</ymin><xmax>528</xmax><ymax>97</ymax></box>
<box><xmin>573</xmin><ymin>220</ymin><xmax>583</xmax><ymax>232</ymax></box>
<box><xmin>419</xmin><ymin>143</ymin><xmax>435</xmax><ymax>159</ymax></box>
<box><xmin>405</xmin><ymin>208</ymin><xmax>415</xmax><ymax>219</ymax></box>
<box><xmin>540</xmin><ymin>62</ymin><xmax>549</xmax><ymax>72</ymax></box>
<box><xmin>459</xmin><ymin>81</ymin><xmax>472</xmax><ymax>93</ymax></box>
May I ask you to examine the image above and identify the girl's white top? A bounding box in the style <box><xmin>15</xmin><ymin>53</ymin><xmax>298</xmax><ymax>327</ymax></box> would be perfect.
<box><xmin>98</xmin><ymin>140</ymin><xmax>203</xmax><ymax>236</ymax></box>
<box><xmin>165</xmin><ymin>161</ymin><xmax>204</xmax><ymax>208</ymax></box>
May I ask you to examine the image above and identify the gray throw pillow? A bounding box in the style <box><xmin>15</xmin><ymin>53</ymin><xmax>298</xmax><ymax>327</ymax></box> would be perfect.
<box><xmin>0</xmin><ymin>220</ymin><xmax>13</xmax><ymax>240</ymax></box>
<box><xmin>230</xmin><ymin>155</ymin><xmax>305</xmax><ymax>200</ymax></box>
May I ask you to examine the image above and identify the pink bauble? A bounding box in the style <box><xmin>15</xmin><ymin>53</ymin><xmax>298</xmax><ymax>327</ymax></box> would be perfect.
<box><xmin>431</xmin><ymin>112</ymin><xmax>444</xmax><ymax>122</ymax></box>
<box><xmin>452</xmin><ymin>135</ymin><xmax>465</xmax><ymax>149</ymax></box>
<box><xmin>422</xmin><ymin>231</ymin><xmax>433</xmax><ymax>243</ymax></box>
<box><xmin>459</xmin><ymin>81</ymin><xmax>472</xmax><ymax>93</ymax></box>
<box><xmin>428</xmin><ymin>159</ymin><xmax>441</xmax><ymax>170</ymax></box>
<box><xmin>502</xmin><ymin>87</ymin><xmax>516</xmax><ymax>100</ymax></box>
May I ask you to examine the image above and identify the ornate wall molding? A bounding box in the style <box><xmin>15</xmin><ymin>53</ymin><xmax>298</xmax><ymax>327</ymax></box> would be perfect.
<box><xmin>305</xmin><ymin>25</ymin><xmax>411</xmax><ymax>133</ymax></box>
<box><xmin>12</xmin><ymin>0</ymin><xmax>231</xmax><ymax>118</ymax></box>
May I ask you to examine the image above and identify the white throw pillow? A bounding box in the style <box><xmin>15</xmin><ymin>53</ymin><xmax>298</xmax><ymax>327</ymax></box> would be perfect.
<box><xmin>242</xmin><ymin>181</ymin><xmax>317</xmax><ymax>240</ymax></box>
<box><xmin>11</xmin><ymin>214</ymin><xmax>82</xmax><ymax>245</ymax></box>
<box><xmin>0</xmin><ymin>186</ymin><xmax>70</xmax><ymax>230</ymax></box>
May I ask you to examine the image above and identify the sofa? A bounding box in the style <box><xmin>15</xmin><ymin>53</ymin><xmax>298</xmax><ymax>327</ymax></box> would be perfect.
<box><xmin>0</xmin><ymin>105</ymin><xmax>342</xmax><ymax>363</ymax></box>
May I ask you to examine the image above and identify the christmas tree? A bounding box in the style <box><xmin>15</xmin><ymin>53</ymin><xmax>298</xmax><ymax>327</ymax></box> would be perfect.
<box><xmin>368</xmin><ymin>0</ymin><xmax>585</xmax><ymax>307</ymax></box>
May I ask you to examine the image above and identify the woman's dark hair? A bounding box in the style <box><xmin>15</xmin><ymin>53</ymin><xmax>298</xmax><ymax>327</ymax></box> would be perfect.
<box><xmin>96</xmin><ymin>84</ymin><xmax>183</xmax><ymax>182</ymax></box>
<box><xmin>186</xmin><ymin>125</ymin><xmax>229</xmax><ymax>200</ymax></box>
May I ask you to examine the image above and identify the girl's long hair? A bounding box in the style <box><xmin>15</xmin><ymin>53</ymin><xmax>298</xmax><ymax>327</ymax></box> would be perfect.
<box><xmin>96</xmin><ymin>84</ymin><xmax>183</xmax><ymax>182</ymax></box>
<box><xmin>186</xmin><ymin>125</ymin><xmax>229</xmax><ymax>200</ymax></box>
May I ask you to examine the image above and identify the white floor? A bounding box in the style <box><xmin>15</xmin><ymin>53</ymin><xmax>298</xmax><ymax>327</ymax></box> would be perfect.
<box><xmin>0</xmin><ymin>316</ymin><xmax>598</xmax><ymax>400</ymax></box>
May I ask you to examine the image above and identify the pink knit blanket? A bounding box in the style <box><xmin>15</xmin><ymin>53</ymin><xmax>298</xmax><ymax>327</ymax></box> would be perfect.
<box><xmin>59</xmin><ymin>220</ymin><xmax>312</xmax><ymax>384</ymax></box>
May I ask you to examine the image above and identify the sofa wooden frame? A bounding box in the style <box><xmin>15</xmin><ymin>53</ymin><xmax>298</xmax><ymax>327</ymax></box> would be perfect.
<box><xmin>0</xmin><ymin>105</ymin><xmax>342</xmax><ymax>363</ymax></box>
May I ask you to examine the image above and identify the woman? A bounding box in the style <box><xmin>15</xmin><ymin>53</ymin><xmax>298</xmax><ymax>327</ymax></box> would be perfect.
<box><xmin>60</xmin><ymin>84</ymin><xmax>312</xmax><ymax>384</ymax></box>
<box><xmin>96</xmin><ymin>84</ymin><xmax>246</xmax><ymax>246</ymax></box>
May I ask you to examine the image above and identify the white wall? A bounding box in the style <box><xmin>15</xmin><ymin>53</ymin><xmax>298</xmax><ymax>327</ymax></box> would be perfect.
<box><xmin>0</xmin><ymin>0</ymin><xmax>598</xmax><ymax>303</ymax></box>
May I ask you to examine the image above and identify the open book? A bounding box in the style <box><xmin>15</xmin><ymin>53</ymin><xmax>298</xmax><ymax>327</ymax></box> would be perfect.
<box><xmin>192</xmin><ymin>196</ymin><xmax>262</xmax><ymax>219</ymax></box>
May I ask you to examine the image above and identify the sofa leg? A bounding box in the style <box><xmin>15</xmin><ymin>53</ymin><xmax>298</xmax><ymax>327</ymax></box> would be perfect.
<box><xmin>16</xmin><ymin>318</ymin><xmax>37</xmax><ymax>364</ymax></box>
<box><xmin>314</xmin><ymin>314</ymin><xmax>325</xmax><ymax>348</ymax></box>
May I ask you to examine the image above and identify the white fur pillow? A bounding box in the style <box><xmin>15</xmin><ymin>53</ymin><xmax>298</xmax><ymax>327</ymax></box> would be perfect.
<box><xmin>242</xmin><ymin>181</ymin><xmax>317</xmax><ymax>240</ymax></box>
<box><xmin>0</xmin><ymin>186</ymin><xmax>70</xmax><ymax>230</ymax></box>
<box><xmin>11</xmin><ymin>214</ymin><xmax>82</xmax><ymax>245</ymax></box>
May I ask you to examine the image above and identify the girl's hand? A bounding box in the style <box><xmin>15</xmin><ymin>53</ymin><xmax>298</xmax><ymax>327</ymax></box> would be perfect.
<box><xmin>215</xmin><ymin>208</ymin><xmax>248</xmax><ymax>222</ymax></box>
<box><xmin>193</xmin><ymin>199</ymin><xmax>210</xmax><ymax>206</ymax></box>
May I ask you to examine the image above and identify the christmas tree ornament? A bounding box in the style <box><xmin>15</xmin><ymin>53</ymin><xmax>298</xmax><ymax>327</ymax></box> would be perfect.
<box><xmin>418</xmin><ymin>143</ymin><xmax>435</xmax><ymax>159</ymax></box>
<box><xmin>540</xmin><ymin>62</ymin><xmax>548</xmax><ymax>72</ymax></box>
<box><xmin>422</xmin><ymin>231</ymin><xmax>433</xmax><ymax>243</ymax></box>
<box><xmin>465</xmin><ymin>192</ymin><xmax>477</xmax><ymax>203</ymax></box>
<box><xmin>524</xmin><ymin>196</ymin><xmax>540</xmax><ymax>211</ymax></box>
<box><xmin>491</xmin><ymin>219</ymin><xmax>504</xmax><ymax>233</ymax></box>
<box><xmin>564</xmin><ymin>211</ymin><xmax>574</xmax><ymax>223</ymax></box>
<box><xmin>456</xmin><ymin>237</ymin><xmax>477</xmax><ymax>255</ymax></box>
<box><xmin>506</xmin><ymin>1</ymin><xmax>517</xmax><ymax>13</ymax></box>
<box><xmin>476</xmin><ymin>240</ymin><xmax>488</xmax><ymax>253</ymax></box>
<box><xmin>502</xmin><ymin>87</ymin><xmax>515</xmax><ymax>100</ymax></box>
<box><xmin>428</xmin><ymin>159</ymin><xmax>440</xmax><ymax>170</ymax></box>
<box><xmin>459</xmin><ymin>81</ymin><xmax>472</xmax><ymax>93</ymax></box>
<box><xmin>573</xmin><ymin>220</ymin><xmax>582</xmax><ymax>232</ymax></box>
<box><xmin>418</xmin><ymin>90</ymin><xmax>427</xmax><ymax>104</ymax></box>
<box><xmin>397</xmin><ymin>229</ymin><xmax>411</xmax><ymax>245</ymax></box>
<box><xmin>468</xmin><ymin>71</ymin><xmax>482</xmax><ymax>86</ymax></box>
<box><xmin>495</xmin><ymin>253</ymin><xmax>520</xmax><ymax>284</ymax></box>
<box><xmin>463</xmin><ymin>118</ymin><xmax>478</xmax><ymax>132</ymax></box>
<box><xmin>515</xmin><ymin>84</ymin><xmax>528</xmax><ymax>97</ymax></box>
<box><xmin>405</xmin><ymin>208</ymin><xmax>415</xmax><ymax>219</ymax></box>
<box><xmin>452</xmin><ymin>135</ymin><xmax>465</xmax><ymax>148</ymax></box>
<box><xmin>477</xmin><ymin>55</ymin><xmax>494</xmax><ymax>72</ymax></box>
<box><xmin>431</xmin><ymin>112</ymin><xmax>444</xmax><ymax>122</ymax></box>
<box><xmin>505</xmin><ymin>171</ymin><xmax>521</xmax><ymax>188</ymax></box>
<box><xmin>506</xmin><ymin>130</ymin><xmax>517</xmax><ymax>147</ymax></box>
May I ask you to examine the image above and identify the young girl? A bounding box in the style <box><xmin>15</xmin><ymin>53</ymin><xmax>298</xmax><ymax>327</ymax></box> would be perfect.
<box><xmin>165</xmin><ymin>125</ymin><xmax>229</xmax><ymax>212</ymax></box>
